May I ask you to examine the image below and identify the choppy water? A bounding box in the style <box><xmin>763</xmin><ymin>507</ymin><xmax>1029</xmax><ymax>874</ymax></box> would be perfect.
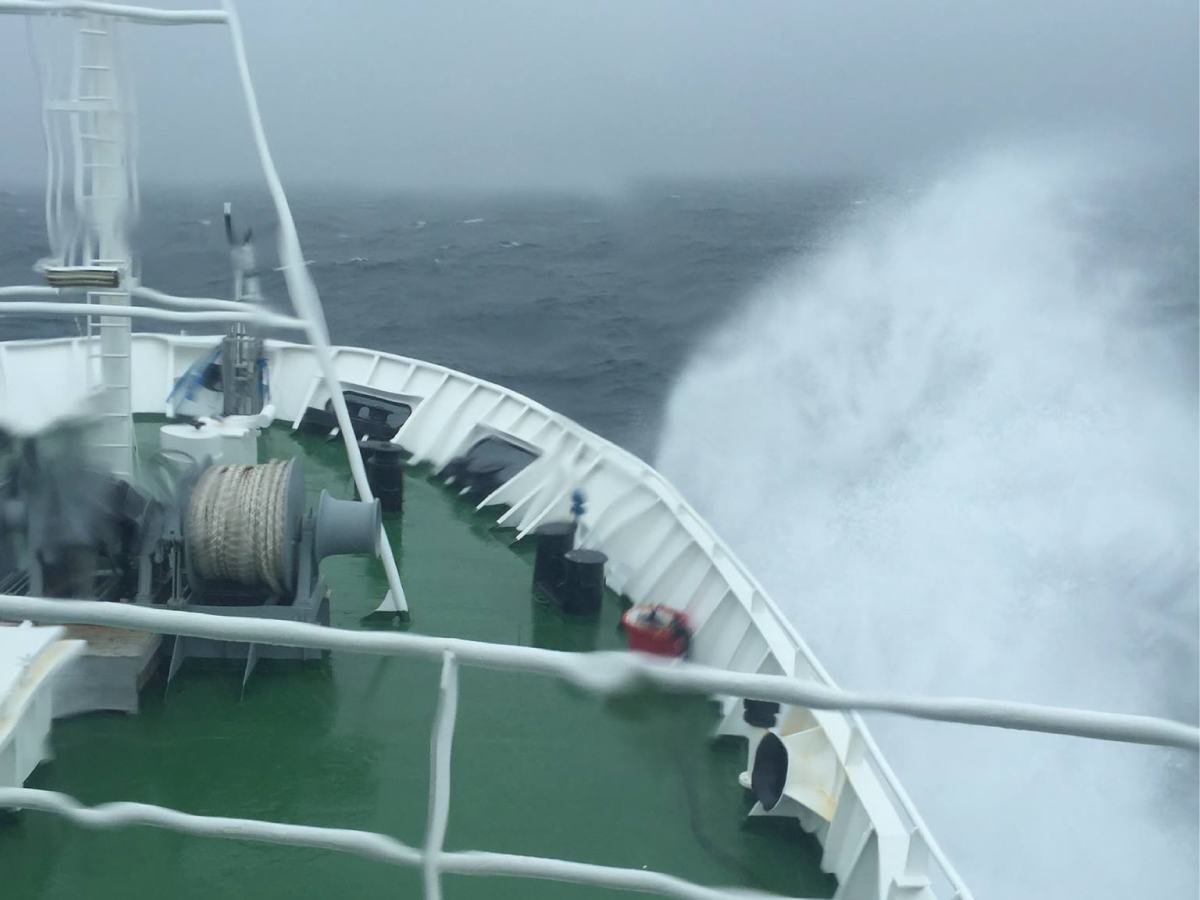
<box><xmin>2</xmin><ymin>177</ymin><xmax>861</xmax><ymax>459</ymax></box>
<box><xmin>1</xmin><ymin>151</ymin><xmax>1196</xmax><ymax>898</ymax></box>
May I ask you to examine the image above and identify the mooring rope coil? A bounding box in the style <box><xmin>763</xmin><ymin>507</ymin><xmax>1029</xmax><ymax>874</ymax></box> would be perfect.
<box><xmin>186</xmin><ymin>459</ymin><xmax>292</xmax><ymax>594</ymax></box>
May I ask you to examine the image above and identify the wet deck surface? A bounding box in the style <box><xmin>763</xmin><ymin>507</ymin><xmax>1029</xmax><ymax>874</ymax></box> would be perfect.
<box><xmin>0</xmin><ymin>419</ymin><xmax>835</xmax><ymax>899</ymax></box>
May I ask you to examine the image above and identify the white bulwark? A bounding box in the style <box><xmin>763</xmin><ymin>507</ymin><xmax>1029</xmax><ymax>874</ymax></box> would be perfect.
<box><xmin>0</xmin><ymin>624</ymin><xmax>86</xmax><ymax>790</ymax></box>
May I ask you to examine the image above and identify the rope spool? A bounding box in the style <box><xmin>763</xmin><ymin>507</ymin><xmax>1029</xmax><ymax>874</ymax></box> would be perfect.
<box><xmin>185</xmin><ymin>459</ymin><xmax>297</xmax><ymax>595</ymax></box>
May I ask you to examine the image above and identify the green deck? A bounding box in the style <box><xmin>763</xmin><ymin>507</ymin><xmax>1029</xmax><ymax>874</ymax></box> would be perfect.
<box><xmin>1</xmin><ymin>421</ymin><xmax>835</xmax><ymax>899</ymax></box>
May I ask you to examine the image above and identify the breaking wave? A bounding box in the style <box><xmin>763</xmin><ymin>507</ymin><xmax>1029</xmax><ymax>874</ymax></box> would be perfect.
<box><xmin>657</xmin><ymin>149</ymin><xmax>1198</xmax><ymax>899</ymax></box>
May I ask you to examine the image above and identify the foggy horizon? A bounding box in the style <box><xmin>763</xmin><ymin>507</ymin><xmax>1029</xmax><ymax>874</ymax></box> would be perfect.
<box><xmin>0</xmin><ymin>0</ymin><xmax>1196</xmax><ymax>192</ymax></box>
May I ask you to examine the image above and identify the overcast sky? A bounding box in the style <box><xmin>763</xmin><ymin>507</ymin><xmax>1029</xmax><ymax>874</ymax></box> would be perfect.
<box><xmin>0</xmin><ymin>0</ymin><xmax>1196</xmax><ymax>190</ymax></box>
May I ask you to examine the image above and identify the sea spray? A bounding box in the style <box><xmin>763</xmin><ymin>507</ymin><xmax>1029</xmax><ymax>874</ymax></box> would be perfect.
<box><xmin>657</xmin><ymin>150</ymin><xmax>1198</xmax><ymax>899</ymax></box>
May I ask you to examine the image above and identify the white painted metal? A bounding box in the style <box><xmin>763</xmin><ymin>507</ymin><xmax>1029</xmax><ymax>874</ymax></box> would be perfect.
<box><xmin>159</xmin><ymin>417</ymin><xmax>260</xmax><ymax>465</ymax></box>
<box><xmin>0</xmin><ymin>625</ymin><xmax>86</xmax><ymax>789</ymax></box>
<box><xmin>129</xmin><ymin>285</ymin><xmax>267</xmax><ymax>313</ymax></box>
<box><xmin>84</xmin><ymin>17</ymin><xmax>136</xmax><ymax>478</ymax></box>
<box><xmin>0</xmin><ymin>1</ymin><xmax>227</xmax><ymax>25</ymax></box>
<box><xmin>0</xmin><ymin>283</ymin><xmax>299</xmax><ymax>315</ymax></box>
<box><xmin>0</xmin><ymin>298</ymin><xmax>306</xmax><ymax>331</ymax></box>
<box><xmin>423</xmin><ymin>652</ymin><xmax>458</xmax><ymax>900</ymax></box>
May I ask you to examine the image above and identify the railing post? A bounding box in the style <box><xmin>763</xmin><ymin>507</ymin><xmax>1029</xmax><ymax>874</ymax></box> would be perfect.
<box><xmin>423</xmin><ymin>651</ymin><xmax>459</xmax><ymax>900</ymax></box>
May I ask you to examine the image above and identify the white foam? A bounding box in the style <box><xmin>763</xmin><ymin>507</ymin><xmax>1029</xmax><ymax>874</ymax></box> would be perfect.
<box><xmin>658</xmin><ymin>149</ymin><xmax>1198</xmax><ymax>899</ymax></box>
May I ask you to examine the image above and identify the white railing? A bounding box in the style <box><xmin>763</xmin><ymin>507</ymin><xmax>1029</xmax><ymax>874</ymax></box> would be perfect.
<box><xmin>1</xmin><ymin>598</ymin><xmax>1193</xmax><ymax>750</ymax></box>
<box><xmin>0</xmin><ymin>283</ymin><xmax>293</xmax><ymax>314</ymax></box>
<box><xmin>0</xmin><ymin>293</ymin><xmax>307</xmax><ymax>331</ymax></box>
<box><xmin>0</xmin><ymin>0</ymin><xmax>226</xmax><ymax>26</ymax></box>
<box><xmin>0</xmin><ymin>594</ymin><xmax>1194</xmax><ymax>900</ymax></box>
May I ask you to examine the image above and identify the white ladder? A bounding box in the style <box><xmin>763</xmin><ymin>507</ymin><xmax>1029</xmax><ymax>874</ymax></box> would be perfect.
<box><xmin>85</xmin><ymin>288</ymin><xmax>134</xmax><ymax>481</ymax></box>
<box><xmin>71</xmin><ymin>18</ymin><xmax>135</xmax><ymax>480</ymax></box>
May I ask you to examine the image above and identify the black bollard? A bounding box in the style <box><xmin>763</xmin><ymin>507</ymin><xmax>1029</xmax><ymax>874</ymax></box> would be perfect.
<box><xmin>363</xmin><ymin>441</ymin><xmax>405</xmax><ymax>513</ymax></box>
<box><xmin>533</xmin><ymin>521</ymin><xmax>576</xmax><ymax>592</ymax></box>
<box><xmin>742</xmin><ymin>699</ymin><xmax>780</xmax><ymax>728</ymax></box>
<box><xmin>559</xmin><ymin>549</ymin><xmax>607</xmax><ymax>616</ymax></box>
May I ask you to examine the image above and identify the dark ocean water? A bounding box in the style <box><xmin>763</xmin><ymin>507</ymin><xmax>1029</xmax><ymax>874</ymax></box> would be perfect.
<box><xmin>1</xmin><ymin>178</ymin><xmax>868</xmax><ymax>459</ymax></box>
<box><xmin>1</xmin><ymin>163</ymin><xmax>1197</xmax><ymax>899</ymax></box>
